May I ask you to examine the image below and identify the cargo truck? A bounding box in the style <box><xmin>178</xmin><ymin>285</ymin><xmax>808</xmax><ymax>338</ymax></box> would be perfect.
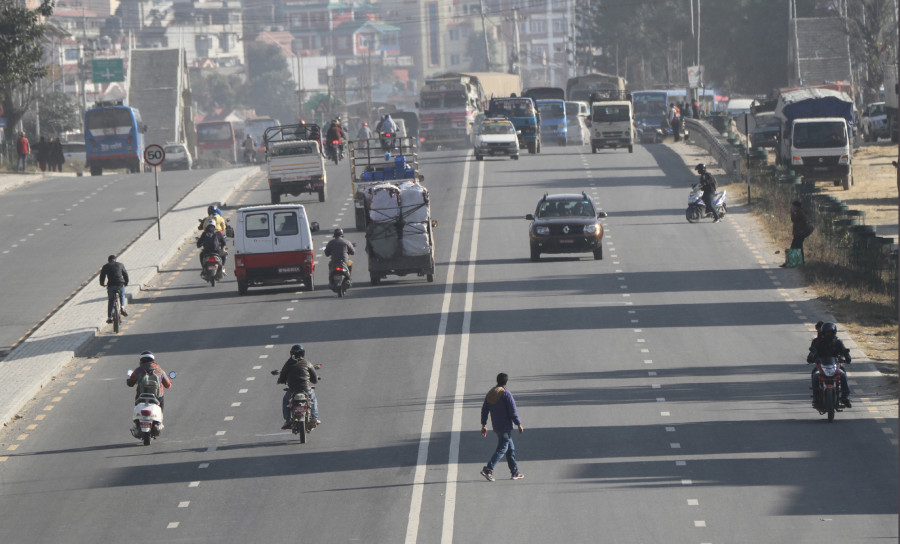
<box><xmin>774</xmin><ymin>88</ymin><xmax>854</xmax><ymax>190</ymax></box>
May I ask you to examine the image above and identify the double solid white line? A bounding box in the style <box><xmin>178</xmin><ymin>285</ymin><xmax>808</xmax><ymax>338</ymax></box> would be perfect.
<box><xmin>405</xmin><ymin>156</ymin><xmax>485</xmax><ymax>544</ymax></box>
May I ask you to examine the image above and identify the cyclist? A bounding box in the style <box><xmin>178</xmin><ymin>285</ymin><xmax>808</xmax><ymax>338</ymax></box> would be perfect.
<box><xmin>99</xmin><ymin>255</ymin><xmax>128</xmax><ymax>323</ymax></box>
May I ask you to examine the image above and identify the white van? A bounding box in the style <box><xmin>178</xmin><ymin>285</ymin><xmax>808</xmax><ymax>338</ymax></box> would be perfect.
<box><xmin>231</xmin><ymin>204</ymin><xmax>320</xmax><ymax>295</ymax></box>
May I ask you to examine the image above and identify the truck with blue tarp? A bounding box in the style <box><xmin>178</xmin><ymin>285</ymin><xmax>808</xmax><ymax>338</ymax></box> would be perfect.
<box><xmin>486</xmin><ymin>96</ymin><xmax>542</xmax><ymax>154</ymax></box>
<box><xmin>347</xmin><ymin>136</ymin><xmax>436</xmax><ymax>285</ymax></box>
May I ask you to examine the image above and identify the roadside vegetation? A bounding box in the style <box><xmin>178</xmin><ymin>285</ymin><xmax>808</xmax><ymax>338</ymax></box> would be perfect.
<box><xmin>741</xmin><ymin>158</ymin><xmax>898</xmax><ymax>378</ymax></box>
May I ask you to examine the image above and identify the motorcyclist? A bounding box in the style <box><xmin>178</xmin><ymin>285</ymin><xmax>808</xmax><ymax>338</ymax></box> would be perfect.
<box><xmin>379</xmin><ymin>114</ymin><xmax>398</xmax><ymax>150</ymax></box>
<box><xmin>196</xmin><ymin>222</ymin><xmax>227</xmax><ymax>276</ymax></box>
<box><xmin>126</xmin><ymin>351</ymin><xmax>172</xmax><ymax>411</ymax></box>
<box><xmin>325</xmin><ymin>119</ymin><xmax>346</xmax><ymax>159</ymax></box>
<box><xmin>807</xmin><ymin>321</ymin><xmax>852</xmax><ymax>407</ymax></box>
<box><xmin>324</xmin><ymin>227</ymin><xmax>355</xmax><ymax>281</ymax></box>
<box><xmin>200</xmin><ymin>204</ymin><xmax>226</xmax><ymax>233</ymax></box>
<box><xmin>276</xmin><ymin>344</ymin><xmax>320</xmax><ymax>429</ymax></box>
<box><xmin>695</xmin><ymin>163</ymin><xmax>721</xmax><ymax>223</ymax></box>
<box><xmin>357</xmin><ymin>121</ymin><xmax>373</xmax><ymax>141</ymax></box>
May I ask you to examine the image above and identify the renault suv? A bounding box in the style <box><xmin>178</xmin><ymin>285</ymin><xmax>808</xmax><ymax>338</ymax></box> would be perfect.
<box><xmin>526</xmin><ymin>192</ymin><xmax>607</xmax><ymax>261</ymax></box>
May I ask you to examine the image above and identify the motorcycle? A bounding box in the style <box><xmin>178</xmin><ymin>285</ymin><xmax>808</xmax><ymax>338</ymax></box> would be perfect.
<box><xmin>810</xmin><ymin>355</ymin><xmax>850</xmax><ymax>422</ymax></box>
<box><xmin>271</xmin><ymin>367</ymin><xmax>322</xmax><ymax>444</ymax></box>
<box><xmin>325</xmin><ymin>140</ymin><xmax>343</xmax><ymax>165</ymax></box>
<box><xmin>128</xmin><ymin>370</ymin><xmax>176</xmax><ymax>446</ymax></box>
<box><xmin>685</xmin><ymin>183</ymin><xmax>727</xmax><ymax>223</ymax></box>
<box><xmin>200</xmin><ymin>252</ymin><xmax>224</xmax><ymax>286</ymax></box>
<box><xmin>328</xmin><ymin>261</ymin><xmax>352</xmax><ymax>297</ymax></box>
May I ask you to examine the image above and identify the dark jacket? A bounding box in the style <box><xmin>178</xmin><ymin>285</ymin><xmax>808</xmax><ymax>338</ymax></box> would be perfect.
<box><xmin>807</xmin><ymin>337</ymin><xmax>850</xmax><ymax>363</ymax></box>
<box><xmin>197</xmin><ymin>230</ymin><xmax>226</xmax><ymax>253</ymax></box>
<box><xmin>699</xmin><ymin>171</ymin><xmax>717</xmax><ymax>194</ymax></box>
<box><xmin>277</xmin><ymin>357</ymin><xmax>318</xmax><ymax>393</ymax></box>
<box><xmin>100</xmin><ymin>261</ymin><xmax>129</xmax><ymax>287</ymax></box>
<box><xmin>50</xmin><ymin>139</ymin><xmax>65</xmax><ymax>165</ymax></box>
<box><xmin>791</xmin><ymin>207</ymin><xmax>811</xmax><ymax>237</ymax></box>
<box><xmin>324</xmin><ymin>237</ymin><xmax>355</xmax><ymax>264</ymax></box>
<box><xmin>480</xmin><ymin>386</ymin><xmax>521</xmax><ymax>433</ymax></box>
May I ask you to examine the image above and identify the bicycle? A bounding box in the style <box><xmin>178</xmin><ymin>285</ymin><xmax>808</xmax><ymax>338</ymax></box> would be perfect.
<box><xmin>107</xmin><ymin>287</ymin><xmax>122</xmax><ymax>334</ymax></box>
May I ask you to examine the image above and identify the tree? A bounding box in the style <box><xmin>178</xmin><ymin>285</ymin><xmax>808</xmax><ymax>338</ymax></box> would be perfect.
<box><xmin>191</xmin><ymin>69</ymin><xmax>243</xmax><ymax>114</ymax></box>
<box><xmin>23</xmin><ymin>90</ymin><xmax>81</xmax><ymax>138</ymax></box>
<box><xmin>0</xmin><ymin>0</ymin><xmax>54</xmax><ymax>135</ymax></box>
<box><xmin>845</xmin><ymin>0</ymin><xmax>895</xmax><ymax>104</ymax></box>
<box><xmin>242</xmin><ymin>42</ymin><xmax>298</xmax><ymax>122</ymax></box>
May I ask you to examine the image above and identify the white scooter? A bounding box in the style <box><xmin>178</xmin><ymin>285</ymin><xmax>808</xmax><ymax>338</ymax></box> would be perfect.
<box><xmin>128</xmin><ymin>369</ymin><xmax>176</xmax><ymax>446</ymax></box>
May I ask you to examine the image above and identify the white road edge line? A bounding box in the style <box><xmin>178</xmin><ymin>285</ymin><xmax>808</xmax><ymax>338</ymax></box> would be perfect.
<box><xmin>404</xmin><ymin>152</ymin><xmax>473</xmax><ymax>544</ymax></box>
<box><xmin>441</xmin><ymin>158</ymin><xmax>484</xmax><ymax>544</ymax></box>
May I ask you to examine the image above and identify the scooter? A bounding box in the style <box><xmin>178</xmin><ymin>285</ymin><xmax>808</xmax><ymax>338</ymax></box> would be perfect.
<box><xmin>380</xmin><ymin>130</ymin><xmax>397</xmax><ymax>151</ymax></box>
<box><xmin>328</xmin><ymin>261</ymin><xmax>352</xmax><ymax>297</ymax></box>
<box><xmin>200</xmin><ymin>252</ymin><xmax>224</xmax><ymax>286</ymax></box>
<box><xmin>128</xmin><ymin>370</ymin><xmax>176</xmax><ymax>446</ymax></box>
<box><xmin>685</xmin><ymin>184</ymin><xmax>727</xmax><ymax>223</ymax></box>
<box><xmin>810</xmin><ymin>355</ymin><xmax>850</xmax><ymax>422</ymax></box>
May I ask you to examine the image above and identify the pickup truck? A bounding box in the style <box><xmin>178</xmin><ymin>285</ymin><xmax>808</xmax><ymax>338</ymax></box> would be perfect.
<box><xmin>263</xmin><ymin>124</ymin><xmax>327</xmax><ymax>204</ymax></box>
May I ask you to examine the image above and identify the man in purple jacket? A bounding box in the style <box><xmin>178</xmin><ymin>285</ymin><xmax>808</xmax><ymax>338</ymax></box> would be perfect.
<box><xmin>480</xmin><ymin>372</ymin><xmax>525</xmax><ymax>481</ymax></box>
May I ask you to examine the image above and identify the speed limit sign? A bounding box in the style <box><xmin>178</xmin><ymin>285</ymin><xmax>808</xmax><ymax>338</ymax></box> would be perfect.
<box><xmin>144</xmin><ymin>144</ymin><xmax>165</xmax><ymax>166</ymax></box>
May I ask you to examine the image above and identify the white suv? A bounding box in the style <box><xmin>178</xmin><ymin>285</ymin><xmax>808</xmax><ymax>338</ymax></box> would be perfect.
<box><xmin>474</xmin><ymin>118</ymin><xmax>519</xmax><ymax>161</ymax></box>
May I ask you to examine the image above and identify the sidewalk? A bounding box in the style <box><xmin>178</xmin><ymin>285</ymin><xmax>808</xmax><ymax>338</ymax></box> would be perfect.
<box><xmin>0</xmin><ymin>166</ymin><xmax>261</xmax><ymax>428</ymax></box>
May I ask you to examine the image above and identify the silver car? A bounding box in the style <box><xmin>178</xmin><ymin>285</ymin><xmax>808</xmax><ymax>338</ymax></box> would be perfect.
<box><xmin>162</xmin><ymin>143</ymin><xmax>193</xmax><ymax>171</ymax></box>
<box><xmin>566</xmin><ymin>115</ymin><xmax>590</xmax><ymax>146</ymax></box>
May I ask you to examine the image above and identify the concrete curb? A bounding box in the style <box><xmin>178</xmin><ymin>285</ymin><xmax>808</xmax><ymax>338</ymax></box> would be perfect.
<box><xmin>0</xmin><ymin>166</ymin><xmax>261</xmax><ymax>428</ymax></box>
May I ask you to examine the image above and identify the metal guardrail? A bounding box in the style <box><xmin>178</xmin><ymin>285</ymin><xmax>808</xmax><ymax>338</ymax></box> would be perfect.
<box><xmin>684</xmin><ymin>118</ymin><xmax>741</xmax><ymax>182</ymax></box>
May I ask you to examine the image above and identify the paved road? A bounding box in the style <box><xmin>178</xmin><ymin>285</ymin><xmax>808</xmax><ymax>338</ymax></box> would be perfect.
<box><xmin>0</xmin><ymin>168</ymin><xmax>230</xmax><ymax>358</ymax></box>
<box><xmin>0</xmin><ymin>146</ymin><xmax>895</xmax><ymax>543</ymax></box>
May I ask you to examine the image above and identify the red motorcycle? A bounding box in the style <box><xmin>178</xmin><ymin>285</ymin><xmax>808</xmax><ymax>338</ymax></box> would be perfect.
<box><xmin>810</xmin><ymin>355</ymin><xmax>849</xmax><ymax>422</ymax></box>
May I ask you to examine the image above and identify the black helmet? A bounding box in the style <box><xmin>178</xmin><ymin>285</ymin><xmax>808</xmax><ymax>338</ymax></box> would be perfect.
<box><xmin>139</xmin><ymin>350</ymin><xmax>155</xmax><ymax>364</ymax></box>
<box><xmin>108</xmin><ymin>254</ymin><xmax>116</xmax><ymax>262</ymax></box>
<box><xmin>695</xmin><ymin>163</ymin><xmax>706</xmax><ymax>173</ymax></box>
<box><xmin>821</xmin><ymin>322</ymin><xmax>837</xmax><ymax>338</ymax></box>
<box><xmin>208</xmin><ymin>205</ymin><xmax>216</xmax><ymax>215</ymax></box>
<box><xmin>290</xmin><ymin>344</ymin><xmax>305</xmax><ymax>359</ymax></box>
<box><xmin>205</xmin><ymin>222</ymin><xmax>217</xmax><ymax>232</ymax></box>
<box><xmin>333</xmin><ymin>228</ymin><xmax>343</xmax><ymax>238</ymax></box>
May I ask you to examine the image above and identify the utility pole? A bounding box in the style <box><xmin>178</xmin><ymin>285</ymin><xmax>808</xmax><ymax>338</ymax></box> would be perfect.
<box><xmin>479</xmin><ymin>0</ymin><xmax>491</xmax><ymax>71</ymax></box>
<box><xmin>510</xmin><ymin>8</ymin><xmax>522</xmax><ymax>75</ymax></box>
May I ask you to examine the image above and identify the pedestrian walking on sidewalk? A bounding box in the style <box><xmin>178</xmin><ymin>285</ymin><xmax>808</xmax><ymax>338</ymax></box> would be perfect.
<box><xmin>16</xmin><ymin>132</ymin><xmax>30</xmax><ymax>172</ymax></box>
<box><xmin>480</xmin><ymin>372</ymin><xmax>525</xmax><ymax>481</ymax></box>
<box><xmin>49</xmin><ymin>137</ymin><xmax>65</xmax><ymax>172</ymax></box>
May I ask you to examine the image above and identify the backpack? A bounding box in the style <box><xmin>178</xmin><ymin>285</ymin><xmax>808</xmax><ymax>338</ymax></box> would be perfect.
<box><xmin>137</xmin><ymin>368</ymin><xmax>162</xmax><ymax>397</ymax></box>
<box><xmin>202</xmin><ymin>231</ymin><xmax>221</xmax><ymax>252</ymax></box>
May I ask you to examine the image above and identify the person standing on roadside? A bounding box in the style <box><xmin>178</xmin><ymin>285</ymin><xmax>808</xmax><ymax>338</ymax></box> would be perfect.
<box><xmin>16</xmin><ymin>131</ymin><xmax>30</xmax><ymax>172</ymax></box>
<box><xmin>99</xmin><ymin>254</ymin><xmax>129</xmax><ymax>323</ymax></box>
<box><xmin>35</xmin><ymin>136</ymin><xmax>49</xmax><ymax>172</ymax></box>
<box><xmin>480</xmin><ymin>372</ymin><xmax>525</xmax><ymax>481</ymax></box>
<box><xmin>782</xmin><ymin>200</ymin><xmax>814</xmax><ymax>267</ymax></box>
<box><xmin>49</xmin><ymin>137</ymin><xmax>65</xmax><ymax>172</ymax></box>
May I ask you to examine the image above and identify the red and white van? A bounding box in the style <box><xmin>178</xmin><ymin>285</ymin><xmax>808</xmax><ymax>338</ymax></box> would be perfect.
<box><xmin>231</xmin><ymin>204</ymin><xmax>319</xmax><ymax>295</ymax></box>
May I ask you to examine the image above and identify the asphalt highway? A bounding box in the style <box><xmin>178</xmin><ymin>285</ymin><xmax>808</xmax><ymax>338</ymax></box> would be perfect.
<box><xmin>0</xmin><ymin>144</ymin><xmax>896</xmax><ymax>544</ymax></box>
<box><xmin>0</xmin><ymin>168</ymin><xmax>220</xmax><ymax>358</ymax></box>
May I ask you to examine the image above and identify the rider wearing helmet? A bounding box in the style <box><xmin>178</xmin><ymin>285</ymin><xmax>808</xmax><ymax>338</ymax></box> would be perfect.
<box><xmin>695</xmin><ymin>163</ymin><xmax>720</xmax><ymax>223</ymax></box>
<box><xmin>201</xmin><ymin>204</ymin><xmax>227</xmax><ymax>233</ymax></box>
<box><xmin>806</xmin><ymin>321</ymin><xmax>852</xmax><ymax>407</ymax></box>
<box><xmin>276</xmin><ymin>344</ymin><xmax>320</xmax><ymax>429</ymax></box>
<box><xmin>196</xmin><ymin>221</ymin><xmax>227</xmax><ymax>275</ymax></box>
<box><xmin>324</xmin><ymin>228</ymin><xmax>355</xmax><ymax>280</ymax></box>
<box><xmin>126</xmin><ymin>351</ymin><xmax>172</xmax><ymax>411</ymax></box>
<box><xmin>357</xmin><ymin>121</ymin><xmax>373</xmax><ymax>141</ymax></box>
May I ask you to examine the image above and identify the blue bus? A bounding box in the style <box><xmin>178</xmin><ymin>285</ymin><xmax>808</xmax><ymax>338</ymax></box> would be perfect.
<box><xmin>84</xmin><ymin>102</ymin><xmax>146</xmax><ymax>176</ymax></box>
